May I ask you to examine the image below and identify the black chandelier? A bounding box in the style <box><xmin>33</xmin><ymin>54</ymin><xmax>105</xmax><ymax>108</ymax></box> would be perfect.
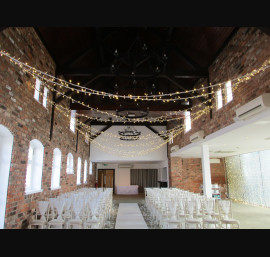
<box><xmin>110</xmin><ymin>34</ymin><xmax>168</xmax><ymax>81</ymax></box>
<box><xmin>118</xmin><ymin>126</ymin><xmax>141</xmax><ymax>141</ymax></box>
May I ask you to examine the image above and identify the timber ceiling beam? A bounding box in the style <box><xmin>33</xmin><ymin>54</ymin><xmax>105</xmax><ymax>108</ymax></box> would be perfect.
<box><xmin>169</xmin><ymin>44</ymin><xmax>205</xmax><ymax>71</ymax></box>
<box><xmin>0</xmin><ymin>27</ymin><xmax>7</xmax><ymax>33</ymax></box>
<box><xmin>55</xmin><ymin>41</ymin><xmax>97</xmax><ymax>73</ymax></box>
<box><xmin>145</xmin><ymin>125</ymin><xmax>168</xmax><ymax>140</ymax></box>
<box><xmin>148</xmin><ymin>28</ymin><xmax>204</xmax><ymax>71</ymax></box>
<box><xmin>54</xmin><ymin>67</ymin><xmax>208</xmax><ymax>79</ymax></box>
<box><xmin>95</xmin><ymin>27</ymin><xmax>105</xmax><ymax>66</ymax></box>
<box><xmin>90</xmin><ymin>125</ymin><xmax>112</xmax><ymax>140</ymax></box>
<box><xmin>159</xmin><ymin>74</ymin><xmax>208</xmax><ymax>103</ymax></box>
<box><xmin>55</xmin><ymin>74</ymin><xmax>101</xmax><ymax>103</ymax></box>
<box><xmin>55</xmin><ymin>89</ymin><xmax>76</xmax><ymax>103</ymax></box>
<box><xmin>89</xmin><ymin>121</ymin><xmax>167</xmax><ymax>126</ymax></box>
<box><xmin>70</xmin><ymin>101</ymin><xmax>191</xmax><ymax>111</ymax></box>
<box><xmin>258</xmin><ymin>27</ymin><xmax>270</xmax><ymax>37</ymax></box>
<box><xmin>161</xmin><ymin>27</ymin><xmax>174</xmax><ymax>72</ymax></box>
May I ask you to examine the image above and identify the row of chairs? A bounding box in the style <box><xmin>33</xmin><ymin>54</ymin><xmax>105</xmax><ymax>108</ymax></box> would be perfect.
<box><xmin>145</xmin><ymin>188</ymin><xmax>240</xmax><ymax>229</ymax></box>
<box><xmin>28</xmin><ymin>188</ymin><xmax>113</xmax><ymax>229</ymax></box>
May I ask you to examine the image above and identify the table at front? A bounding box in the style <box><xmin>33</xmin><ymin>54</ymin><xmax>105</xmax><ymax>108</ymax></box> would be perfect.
<box><xmin>116</xmin><ymin>185</ymin><xmax>139</xmax><ymax>195</ymax></box>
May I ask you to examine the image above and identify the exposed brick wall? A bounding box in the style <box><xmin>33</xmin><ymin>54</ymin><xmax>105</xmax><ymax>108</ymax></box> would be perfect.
<box><xmin>169</xmin><ymin>157</ymin><xmax>226</xmax><ymax>193</ymax></box>
<box><xmin>168</xmin><ymin>27</ymin><xmax>270</xmax><ymax>192</ymax></box>
<box><xmin>0</xmin><ymin>27</ymin><xmax>96</xmax><ymax>229</ymax></box>
<box><xmin>169</xmin><ymin>27</ymin><xmax>270</xmax><ymax>150</ymax></box>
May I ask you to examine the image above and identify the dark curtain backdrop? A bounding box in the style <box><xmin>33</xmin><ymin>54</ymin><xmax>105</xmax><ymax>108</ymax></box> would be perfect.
<box><xmin>130</xmin><ymin>169</ymin><xmax>158</xmax><ymax>193</ymax></box>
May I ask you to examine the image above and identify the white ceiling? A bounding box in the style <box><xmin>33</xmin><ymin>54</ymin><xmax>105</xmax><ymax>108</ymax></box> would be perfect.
<box><xmin>170</xmin><ymin>109</ymin><xmax>270</xmax><ymax>159</ymax></box>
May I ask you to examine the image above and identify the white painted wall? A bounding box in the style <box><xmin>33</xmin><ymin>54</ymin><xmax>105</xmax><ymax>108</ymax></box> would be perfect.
<box><xmin>90</xmin><ymin>126</ymin><xmax>167</xmax><ymax>162</ymax></box>
<box><xmin>96</xmin><ymin>160</ymin><xmax>169</xmax><ymax>188</ymax></box>
<box><xmin>115</xmin><ymin>168</ymin><xmax>130</xmax><ymax>187</ymax></box>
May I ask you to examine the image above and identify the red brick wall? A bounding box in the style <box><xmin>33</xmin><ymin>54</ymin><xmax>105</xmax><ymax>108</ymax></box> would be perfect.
<box><xmin>0</xmin><ymin>27</ymin><xmax>96</xmax><ymax>228</ymax></box>
<box><xmin>168</xmin><ymin>27</ymin><xmax>270</xmax><ymax>192</ymax></box>
<box><xmin>169</xmin><ymin>157</ymin><xmax>226</xmax><ymax>193</ymax></box>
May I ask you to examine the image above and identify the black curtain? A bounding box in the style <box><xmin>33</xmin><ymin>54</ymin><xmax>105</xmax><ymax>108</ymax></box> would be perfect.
<box><xmin>130</xmin><ymin>169</ymin><xmax>158</xmax><ymax>193</ymax></box>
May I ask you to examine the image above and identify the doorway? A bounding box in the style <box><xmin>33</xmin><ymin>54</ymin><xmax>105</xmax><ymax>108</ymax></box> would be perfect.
<box><xmin>98</xmin><ymin>169</ymin><xmax>115</xmax><ymax>193</ymax></box>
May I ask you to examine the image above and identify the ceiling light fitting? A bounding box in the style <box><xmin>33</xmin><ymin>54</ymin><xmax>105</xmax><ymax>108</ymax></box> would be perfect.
<box><xmin>118</xmin><ymin>126</ymin><xmax>141</xmax><ymax>141</ymax></box>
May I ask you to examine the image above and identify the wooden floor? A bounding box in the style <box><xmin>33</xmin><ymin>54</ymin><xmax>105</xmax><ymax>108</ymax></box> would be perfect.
<box><xmin>113</xmin><ymin>193</ymin><xmax>145</xmax><ymax>203</ymax></box>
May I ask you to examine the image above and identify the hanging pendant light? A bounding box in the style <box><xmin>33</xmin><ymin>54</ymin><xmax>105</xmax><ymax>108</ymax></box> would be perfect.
<box><xmin>118</xmin><ymin>125</ymin><xmax>141</xmax><ymax>141</ymax></box>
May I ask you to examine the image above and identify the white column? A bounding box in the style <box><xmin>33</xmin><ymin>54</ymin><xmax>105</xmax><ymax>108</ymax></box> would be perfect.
<box><xmin>201</xmin><ymin>144</ymin><xmax>212</xmax><ymax>198</ymax></box>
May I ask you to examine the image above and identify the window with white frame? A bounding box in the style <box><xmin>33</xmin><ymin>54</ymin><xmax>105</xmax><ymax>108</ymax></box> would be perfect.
<box><xmin>0</xmin><ymin>124</ymin><xmax>14</xmax><ymax>229</ymax></box>
<box><xmin>25</xmin><ymin>139</ymin><xmax>44</xmax><ymax>194</ymax></box>
<box><xmin>34</xmin><ymin>78</ymin><xmax>41</xmax><ymax>101</ymax></box>
<box><xmin>184</xmin><ymin>111</ymin><xmax>191</xmax><ymax>132</ymax></box>
<box><xmin>225</xmin><ymin>80</ymin><xmax>233</xmax><ymax>104</ymax></box>
<box><xmin>70</xmin><ymin>110</ymin><xmax>76</xmax><ymax>133</ymax></box>
<box><xmin>89</xmin><ymin>161</ymin><xmax>92</xmax><ymax>175</ymax></box>
<box><xmin>77</xmin><ymin>157</ymin><xmax>81</xmax><ymax>185</ymax></box>
<box><xmin>216</xmin><ymin>88</ymin><xmax>223</xmax><ymax>110</ymax></box>
<box><xmin>84</xmin><ymin>160</ymin><xmax>87</xmax><ymax>183</ymax></box>
<box><xmin>169</xmin><ymin>132</ymin><xmax>174</xmax><ymax>144</ymax></box>
<box><xmin>42</xmin><ymin>86</ymin><xmax>49</xmax><ymax>108</ymax></box>
<box><xmin>66</xmin><ymin>153</ymin><xmax>74</xmax><ymax>174</ymax></box>
<box><xmin>51</xmin><ymin>148</ymin><xmax>61</xmax><ymax>190</ymax></box>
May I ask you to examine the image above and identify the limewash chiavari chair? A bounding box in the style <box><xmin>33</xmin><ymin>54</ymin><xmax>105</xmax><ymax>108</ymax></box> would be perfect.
<box><xmin>218</xmin><ymin>199</ymin><xmax>240</xmax><ymax>229</ymax></box>
<box><xmin>28</xmin><ymin>201</ymin><xmax>50</xmax><ymax>229</ymax></box>
<box><xmin>144</xmin><ymin>187</ymin><xmax>240</xmax><ymax>229</ymax></box>
<box><xmin>29</xmin><ymin>187</ymin><xmax>114</xmax><ymax>229</ymax></box>
<box><xmin>202</xmin><ymin>198</ymin><xmax>221</xmax><ymax>229</ymax></box>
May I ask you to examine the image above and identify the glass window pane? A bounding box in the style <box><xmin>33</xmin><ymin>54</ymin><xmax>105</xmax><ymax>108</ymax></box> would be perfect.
<box><xmin>34</xmin><ymin>79</ymin><xmax>41</xmax><ymax>101</ymax></box>
<box><xmin>226</xmin><ymin>81</ymin><xmax>233</xmax><ymax>103</ymax></box>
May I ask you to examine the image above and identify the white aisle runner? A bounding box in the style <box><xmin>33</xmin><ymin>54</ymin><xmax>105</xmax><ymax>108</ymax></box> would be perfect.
<box><xmin>115</xmin><ymin>203</ymin><xmax>148</xmax><ymax>229</ymax></box>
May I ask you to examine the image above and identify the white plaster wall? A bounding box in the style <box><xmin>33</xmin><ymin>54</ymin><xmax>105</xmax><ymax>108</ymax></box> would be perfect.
<box><xmin>115</xmin><ymin>168</ymin><xmax>130</xmax><ymax>186</ymax></box>
<box><xmin>90</xmin><ymin>126</ymin><xmax>167</xmax><ymax>162</ymax></box>
<box><xmin>96</xmin><ymin>160</ymin><xmax>169</xmax><ymax>188</ymax></box>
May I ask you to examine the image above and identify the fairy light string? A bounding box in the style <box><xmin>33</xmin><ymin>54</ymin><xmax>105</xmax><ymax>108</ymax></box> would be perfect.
<box><xmin>1</xmin><ymin>49</ymin><xmax>269</xmax><ymax>156</ymax></box>
<box><xmin>1</xmin><ymin>49</ymin><xmax>270</xmax><ymax>102</ymax></box>
<box><xmin>12</xmin><ymin>62</ymin><xmax>243</xmax><ymax>126</ymax></box>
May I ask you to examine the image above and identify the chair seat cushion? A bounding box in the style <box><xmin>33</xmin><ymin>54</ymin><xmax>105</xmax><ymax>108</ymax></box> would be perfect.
<box><xmin>185</xmin><ymin>218</ymin><xmax>201</xmax><ymax>224</ymax></box>
<box><xmin>203</xmin><ymin>218</ymin><xmax>220</xmax><ymax>224</ymax></box>
<box><xmin>221</xmin><ymin>218</ymin><xmax>239</xmax><ymax>224</ymax></box>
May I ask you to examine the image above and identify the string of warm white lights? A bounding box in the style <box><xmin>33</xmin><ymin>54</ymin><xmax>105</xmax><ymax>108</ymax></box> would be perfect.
<box><xmin>1</xmin><ymin>48</ymin><xmax>268</xmax><ymax>157</ymax></box>
<box><xmin>89</xmin><ymin>105</ymin><xmax>213</xmax><ymax>158</ymax></box>
<box><xmin>15</xmin><ymin>63</ymin><xmax>236</xmax><ymax>126</ymax></box>
<box><xmin>23</xmin><ymin>78</ymin><xmax>187</xmax><ymax>142</ymax></box>
<box><xmin>9</xmin><ymin>72</ymin><xmax>211</xmax><ymax>157</ymax></box>
<box><xmin>4</xmin><ymin>52</ymin><xmax>242</xmax><ymax>148</ymax></box>
<box><xmin>72</xmin><ymin>82</ymin><xmax>240</xmax><ymax>141</ymax></box>
<box><xmin>1</xmin><ymin>49</ymin><xmax>270</xmax><ymax>102</ymax></box>
<box><xmin>10</xmin><ymin>68</ymin><xmax>238</xmax><ymax>145</ymax></box>
<box><xmin>21</xmin><ymin>64</ymin><xmax>215</xmax><ymax>122</ymax></box>
<box><xmin>22</xmin><ymin>63</ymin><xmax>215</xmax><ymax>126</ymax></box>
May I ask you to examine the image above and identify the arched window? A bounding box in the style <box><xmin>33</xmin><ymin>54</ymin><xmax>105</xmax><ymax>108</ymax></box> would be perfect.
<box><xmin>84</xmin><ymin>160</ymin><xmax>87</xmax><ymax>184</ymax></box>
<box><xmin>184</xmin><ymin>111</ymin><xmax>191</xmax><ymax>132</ymax></box>
<box><xmin>70</xmin><ymin>110</ymin><xmax>76</xmax><ymax>133</ymax></box>
<box><xmin>34</xmin><ymin>78</ymin><xmax>41</xmax><ymax>101</ymax></box>
<box><xmin>66</xmin><ymin>153</ymin><xmax>74</xmax><ymax>174</ymax></box>
<box><xmin>216</xmin><ymin>89</ymin><xmax>223</xmax><ymax>110</ymax></box>
<box><xmin>225</xmin><ymin>80</ymin><xmax>233</xmax><ymax>104</ymax></box>
<box><xmin>77</xmin><ymin>157</ymin><xmax>81</xmax><ymax>185</ymax></box>
<box><xmin>51</xmin><ymin>148</ymin><xmax>61</xmax><ymax>190</ymax></box>
<box><xmin>0</xmin><ymin>125</ymin><xmax>14</xmax><ymax>229</ymax></box>
<box><xmin>25</xmin><ymin>139</ymin><xmax>44</xmax><ymax>194</ymax></box>
<box><xmin>42</xmin><ymin>86</ymin><xmax>49</xmax><ymax>108</ymax></box>
<box><xmin>89</xmin><ymin>161</ymin><xmax>93</xmax><ymax>175</ymax></box>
